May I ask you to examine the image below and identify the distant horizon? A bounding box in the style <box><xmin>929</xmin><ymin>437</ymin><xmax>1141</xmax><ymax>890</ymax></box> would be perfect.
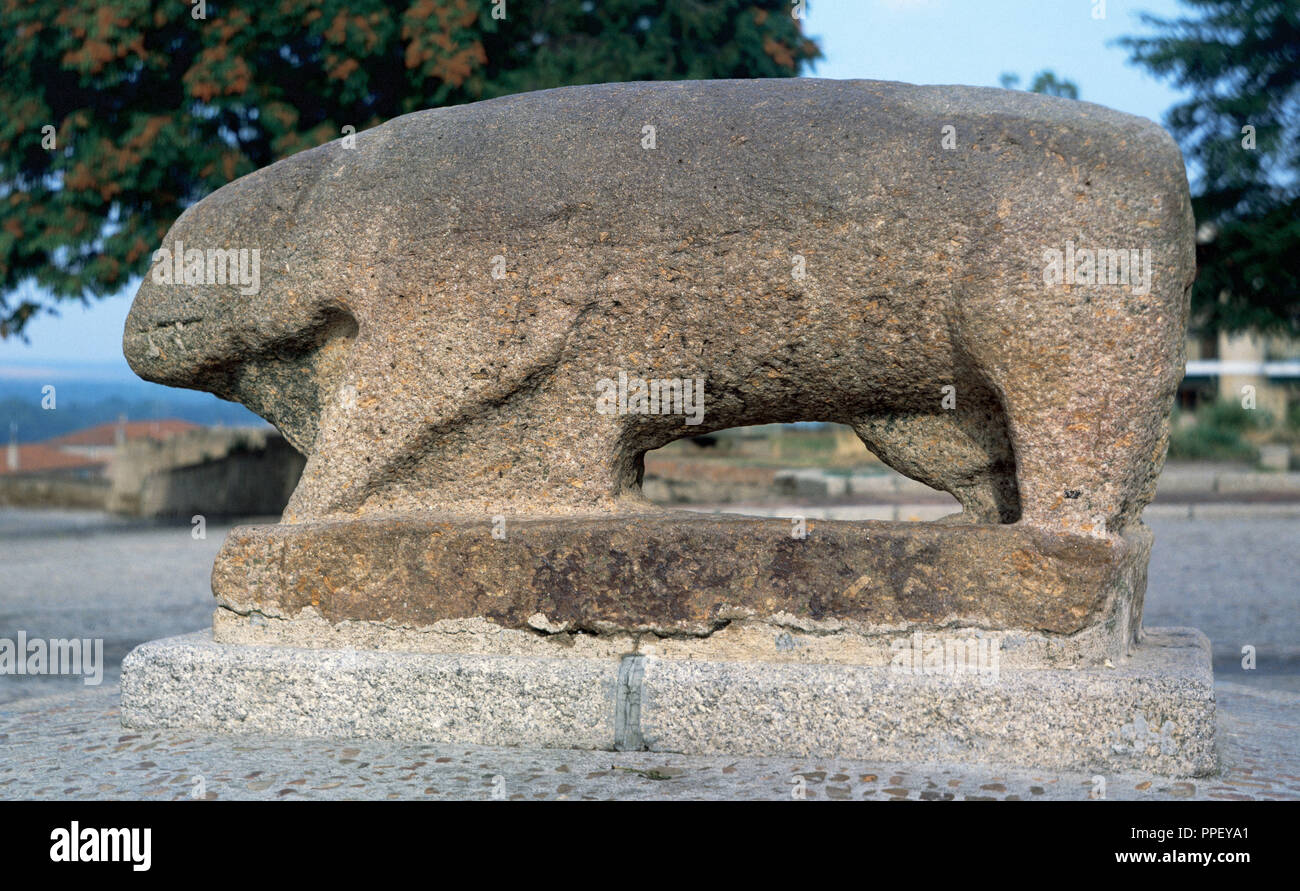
<box><xmin>0</xmin><ymin>358</ymin><xmax>141</xmax><ymax>379</ymax></box>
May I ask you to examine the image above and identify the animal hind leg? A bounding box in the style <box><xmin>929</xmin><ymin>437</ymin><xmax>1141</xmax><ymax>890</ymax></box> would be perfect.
<box><xmin>851</xmin><ymin>397</ymin><xmax>1019</xmax><ymax>524</ymax></box>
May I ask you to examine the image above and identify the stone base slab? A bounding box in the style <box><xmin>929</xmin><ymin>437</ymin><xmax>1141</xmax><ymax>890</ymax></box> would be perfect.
<box><xmin>121</xmin><ymin>626</ymin><xmax>1216</xmax><ymax>775</ymax></box>
<box><xmin>213</xmin><ymin>514</ymin><xmax>1152</xmax><ymax>667</ymax></box>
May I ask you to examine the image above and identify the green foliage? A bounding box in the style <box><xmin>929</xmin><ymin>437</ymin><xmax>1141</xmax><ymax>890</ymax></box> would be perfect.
<box><xmin>1168</xmin><ymin>422</ymin><xmax>1256</xmax><ymax>461</ymax></box>
<box><xmin>0</xmin><ymin>0</ymin><xmax>820</xmax><ymax>339</ymax></box>
<box><xmin>999</xmin><ymin>69</ymin><xmax>1081</xmax><ymax>99</ymax></box>
<box><xmin>1168</xmin><ymin>399</ymin><xmax>1266</xmax><ymax>460</ymax></box>
<box><xmin>1198</xmin><ymin>398</ymin><xmax>1270</xmax><ymax>432</ymax></box>
<box><xmin>1119</xmin><ymin>0</ymin><xmax>1300</xmax><ymax>337</ymax></box>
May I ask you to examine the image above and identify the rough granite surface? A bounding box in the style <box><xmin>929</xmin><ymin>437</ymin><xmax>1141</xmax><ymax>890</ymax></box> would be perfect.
<box><xmin>120</xmin><ymin>627</ymin><xmax>1216</xmax><ymax>775</ymax></box>
<box><xmin>123</xmin><ymin>78</ymin><xmax>1195</xmax><ymax>533</ymax></box>
<box><xmin>120</xmin><ymin>78</ymin><xmax>1196</xmax><ymax>641</ymax></box>
<box><xmin>213</xmin><ymin>515</ymin><xmax>1152</xmax><ymax>665</ymax></box>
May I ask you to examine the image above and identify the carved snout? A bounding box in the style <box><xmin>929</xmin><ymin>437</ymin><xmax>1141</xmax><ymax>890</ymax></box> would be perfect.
<box><xmin>123</xmin><ymin>156</ymin><xmax>358</xmax><ymax>454</ymax></box>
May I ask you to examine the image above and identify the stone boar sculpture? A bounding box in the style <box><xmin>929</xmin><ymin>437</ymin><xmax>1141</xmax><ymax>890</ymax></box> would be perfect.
<box><xmin>124</xmin><ymin>79</ymin><xmax>1194</xmax><ymax>535</ymax></box>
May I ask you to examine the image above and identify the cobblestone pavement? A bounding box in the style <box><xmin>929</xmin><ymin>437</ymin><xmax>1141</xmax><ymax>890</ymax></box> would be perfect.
<box><xmin>0</xmin><ymin>511</ymin><xmax>237</xmax><ymax>703</ymax></box>
<box><xmin>0</xmin><ymin>508</ymin><xmax>1295</xmax><ymax>799</ymax></box>
<box><xmin>1142</xmin><ymin>515</ymin><xmax>1300</xmax><ymax>685</ymax></box>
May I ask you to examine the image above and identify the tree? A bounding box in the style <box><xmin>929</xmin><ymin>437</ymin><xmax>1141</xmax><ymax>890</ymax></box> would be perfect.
<box><xmin>999</xmin><ymin>69</ymin><xmax>1081</xmax><ymax>100</ymax></box>
<box><xmin>0</xmin><ymin>0</ymin><xmax>820</xmax><ymax>340</ymax></box>
<box><xmin>1119</xmin><ymin>0</ymin><xmax>1300</xmax><ymax>337</ymax></box>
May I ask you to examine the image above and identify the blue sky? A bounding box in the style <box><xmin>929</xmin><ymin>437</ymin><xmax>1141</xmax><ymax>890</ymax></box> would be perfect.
<box><xmin>1</xmin><ymin>0</ymin><xmax>1190</xmax><ymax>369</ymax></box>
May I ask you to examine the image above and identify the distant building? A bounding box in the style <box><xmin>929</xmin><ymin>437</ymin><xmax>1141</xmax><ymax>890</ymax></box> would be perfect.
<box><xmin>0</xmin><ymin>418</ymin><xmax>302</xmax><ymax>517</ymax></box>
<box><xmin>1178</xmin><ymin>331</ymin><xmax>1300</xmax><ymax>421</ymax></box>
<box><xmin>43</xmin><ymin>418</ymin><xmax>201</xmax><ymax>461</ymax></box>
<box><xmin>1</xmin><ymin>418</ymin><xmax>200</xmax><ymax>509</ymax></box>
<box><xmin>105</xmin><ymin>425</ymin><xmax>303</xmax><ymax>518</ymax></box>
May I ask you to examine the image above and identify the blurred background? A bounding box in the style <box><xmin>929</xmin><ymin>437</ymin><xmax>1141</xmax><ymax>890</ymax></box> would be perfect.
<box><xmin>0</xmin><ymin>1</ymin><xmax>1296</xmax><ymax>700</ymax></box>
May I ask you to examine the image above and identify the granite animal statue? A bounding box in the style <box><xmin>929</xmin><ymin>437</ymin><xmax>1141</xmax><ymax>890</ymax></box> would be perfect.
<box><xmin>124</xmin><ymin>78</ymin><xmax>1195</xmax><ymax>535</ymax></box>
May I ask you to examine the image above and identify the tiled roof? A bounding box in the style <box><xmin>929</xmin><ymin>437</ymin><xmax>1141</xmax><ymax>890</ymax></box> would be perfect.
<box><xmin>1</xmin><ymin>443</ymin><xmax>103</xmax><ymax>475</ymax></box>
<box><xmin>1</xmin><ymin>419</ymin><xmax>202</xmax><ymax>475</ymax></box>
<box><xmin>45</xmin><ymin>419</ymin><xmax>201</xmax><ymax>447</ymax></box>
